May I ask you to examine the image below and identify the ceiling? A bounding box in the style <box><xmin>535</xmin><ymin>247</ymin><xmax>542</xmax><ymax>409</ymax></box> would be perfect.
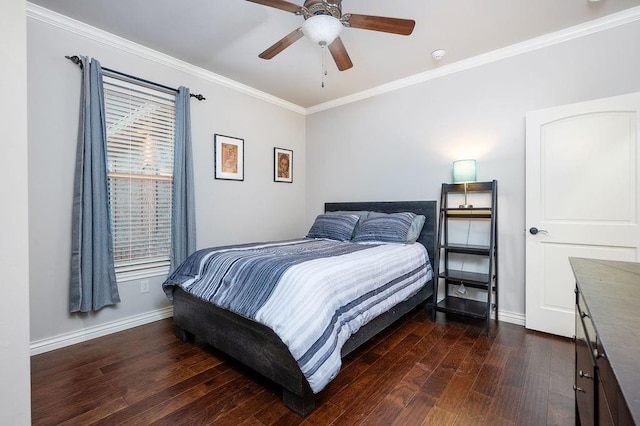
<box><xmin>29</xmin><ymin>0</ymin><xmax>640</xmax><ymax>108</ymax></box>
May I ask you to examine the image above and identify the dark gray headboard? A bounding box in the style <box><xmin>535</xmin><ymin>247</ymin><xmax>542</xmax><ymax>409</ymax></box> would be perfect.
<box><xmin>324</xmin><ymin>201</ymin><xmax>438</xmax><ymax>264</ymax></box>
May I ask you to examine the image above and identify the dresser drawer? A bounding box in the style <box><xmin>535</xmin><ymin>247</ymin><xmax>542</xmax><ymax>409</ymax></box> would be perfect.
<box><xmin>575</xmin><ymin>337</ymin><xmax>595</xmax><ymax>426</ymax></box>
<box><xmin>598</xmin><ymin>379</ymin><xmax>615</xmax><ymax>426</ymax></box>
<box><xmin>596</xmin><ymin>340</ymin><xmax>619</xmax><ymax>424</ymax></box>
<box><xmin>575</xmin><ymin>303</ymin><xmax>595</xmax><ymax>426</ymax></box>
<box><xmin>576</xmin><ymin>288</ymin><xmax>597</xmax><ymax>349</ymax></box>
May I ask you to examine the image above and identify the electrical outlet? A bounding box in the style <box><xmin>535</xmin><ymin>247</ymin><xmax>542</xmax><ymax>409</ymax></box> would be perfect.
<box><xmin>140</xmin><ymin>280</ymin><xmax>149</xmax><ymax>293</ymax></box>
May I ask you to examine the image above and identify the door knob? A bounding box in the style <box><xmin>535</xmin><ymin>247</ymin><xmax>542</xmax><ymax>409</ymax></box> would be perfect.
<box><xmin>529</xmin><ymin>227</ymin><xmax>548</xmax><ymax>235</ymax></box>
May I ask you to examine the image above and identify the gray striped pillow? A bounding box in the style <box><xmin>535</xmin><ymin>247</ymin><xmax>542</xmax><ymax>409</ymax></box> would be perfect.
<box><xmin>352</xmin><ymin>212</ymin><xmax>417</xmax><ymax>243</ymax></box>
<box><xmin>306</xmin><ymin>214</ymin><xmax>360</xmax><ymax>241</ymax></box>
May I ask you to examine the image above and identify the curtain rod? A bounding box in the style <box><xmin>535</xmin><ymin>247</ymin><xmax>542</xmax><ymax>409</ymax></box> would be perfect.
<box><xmin>65</xmin><ymin>55</ymin><xmax>206</xmax><ymax>101</ymax></box>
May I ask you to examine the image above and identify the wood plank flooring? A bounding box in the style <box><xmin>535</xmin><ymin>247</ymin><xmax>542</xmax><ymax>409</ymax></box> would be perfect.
<box><xmin>31</xmin><ymin>310</ymin><xmax>575</xmax><ymax>425</ymax></box>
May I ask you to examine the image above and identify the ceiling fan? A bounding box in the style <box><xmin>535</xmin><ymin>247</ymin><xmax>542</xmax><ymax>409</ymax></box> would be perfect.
<box><xmin>247</xmin><ymin>0</ymin><xmax>416</xmax><ymax>72</ymax></box>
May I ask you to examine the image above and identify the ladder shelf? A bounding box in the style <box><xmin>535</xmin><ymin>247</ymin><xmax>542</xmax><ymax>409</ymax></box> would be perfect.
<box><xmin>432</xmin><ymin>180</ymin><xmax>498</xmax><ymax>335</ymax></box>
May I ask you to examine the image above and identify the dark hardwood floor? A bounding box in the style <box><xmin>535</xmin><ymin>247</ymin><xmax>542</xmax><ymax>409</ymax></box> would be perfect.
<box><xmin>31</xmin><ymin>309</ymin><xmax>575</xmax><ymax>425</ymax></box>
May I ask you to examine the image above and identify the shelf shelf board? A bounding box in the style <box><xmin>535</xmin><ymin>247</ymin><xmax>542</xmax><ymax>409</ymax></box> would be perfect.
<box><xmin>439</xmin><ymin>243</ymin><xmax>491</xmax><ymax>255</ymax></box>
<box><xmin>435</xmin><ymin>296</ymin><xmax>488</xmax><ymax>319</ymax></box>
<box><xmin>442</xmin><ymin>182</ymin><xmax>495</xmax><ymax>193</ymax></box>
<box><xmin>443</xmin><ymin>209</ymin><xmax>492</xmax><ymax>219</ymax></box>
<box><xmin>438</xmin><ymin>269</ymin><xmax>491</xmax><ymax>287</ymax></box>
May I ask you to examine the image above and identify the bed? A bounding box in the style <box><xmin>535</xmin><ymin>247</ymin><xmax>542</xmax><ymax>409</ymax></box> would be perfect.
<box><xmin>164</xmin><ymin>201</ymin><xmax>437</xmax><ymax>416</ymax></box>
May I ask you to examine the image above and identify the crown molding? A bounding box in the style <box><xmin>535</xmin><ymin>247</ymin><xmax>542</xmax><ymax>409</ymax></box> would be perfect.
<box><xmin>26</xmin><ymin>2</ymin><xmax>306</xmax><ymax>115</ymax></box>
<box><xmin>306</xmin><ymin>5</ymin><xmax>640</xmax><ymax>114</ymax></box>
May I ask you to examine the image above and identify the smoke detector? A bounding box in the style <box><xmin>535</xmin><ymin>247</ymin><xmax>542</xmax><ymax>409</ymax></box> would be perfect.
<box><xmin>431</xmin><ymin>49</ymin><xmax>446</xmax><ymax>60</ymax></box>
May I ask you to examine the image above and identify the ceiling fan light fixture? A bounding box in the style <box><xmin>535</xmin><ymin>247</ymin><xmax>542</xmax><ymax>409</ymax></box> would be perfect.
<box><xmin>302</xmin><ymin>14</ymin><xmax>343</xmax><ymax>46</ymax></box>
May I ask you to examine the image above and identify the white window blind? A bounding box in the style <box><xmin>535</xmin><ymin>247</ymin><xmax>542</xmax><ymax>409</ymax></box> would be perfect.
<box><xmin>103</xmin><ymin>75</ymin><xmax>176</xmax><ymax>275</ymax></box>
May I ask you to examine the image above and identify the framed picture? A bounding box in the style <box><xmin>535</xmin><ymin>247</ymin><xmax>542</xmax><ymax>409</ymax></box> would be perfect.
<box><xmin>214</xmin><ymin>134</ymin><xmax>244</xmax><ymax>181</ymax></box>
<box><xmin>274</xmin><ymin>147</ymin><xmax>293</xmax><ymax>183</ymax></box>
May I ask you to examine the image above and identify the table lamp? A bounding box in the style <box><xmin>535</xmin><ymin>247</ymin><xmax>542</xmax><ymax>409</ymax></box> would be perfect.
<box><xmin>452</xmin><ymin>159</ymin><xmax>476</xmax><ymax>208</ymax></box>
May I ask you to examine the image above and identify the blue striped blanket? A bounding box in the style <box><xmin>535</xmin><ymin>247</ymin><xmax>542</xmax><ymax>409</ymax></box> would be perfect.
<box><xmin>164</xmin><ymin>238</ymin><xmax>432</xmax><ymax>393</ymax></box>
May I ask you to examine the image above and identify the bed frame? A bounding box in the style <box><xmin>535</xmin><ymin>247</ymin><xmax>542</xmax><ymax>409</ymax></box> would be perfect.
<box><xmin>171</xmin><ymin>201</ymin><xmax>437</xmax><ymax>416</ymax></box>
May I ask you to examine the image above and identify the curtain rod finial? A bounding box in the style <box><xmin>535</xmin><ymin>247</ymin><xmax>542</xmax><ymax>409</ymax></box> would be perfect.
<box><xmin>190</xmin><ymin>93</ymin><xmax>206</xmax><ymax>101</ymax></box>
<box><xmin>65</xmin><ymin>55</ymin><xmax>83</xmax><ymax>69</ymax></box>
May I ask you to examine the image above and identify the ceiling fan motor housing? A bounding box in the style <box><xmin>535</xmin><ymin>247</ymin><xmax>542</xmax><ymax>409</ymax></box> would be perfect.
<box><xmin>302</xmin><ymin>0</ymin><xmax>342</xmax><ymax>20</ymax></box>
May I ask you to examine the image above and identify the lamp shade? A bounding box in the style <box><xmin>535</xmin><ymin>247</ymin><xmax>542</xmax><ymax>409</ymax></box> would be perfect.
<box><xmin>452</xmin><ymin>159</ymin><xmax>477</xmax><ymax>183</ymax></box>
<box><xmin>302</xmin><ymin>15</ymin><xmax>343</xmax><ymax>46</ymax></box>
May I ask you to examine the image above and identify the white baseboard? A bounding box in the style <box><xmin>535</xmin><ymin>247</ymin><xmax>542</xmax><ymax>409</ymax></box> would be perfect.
<box><xmin>30</xmin><ymin>306</ymin><xmax>174</xmax><ymax>356</ymax></box>
<box><xmin>29</xmin><ymin>305</ymin><xmax>523</xmax><ymax>356</ymax></box>
<box><xmin>497</xmin><ymin>310</ymin><xmax>525</xmax><ymax>326</ymax></box>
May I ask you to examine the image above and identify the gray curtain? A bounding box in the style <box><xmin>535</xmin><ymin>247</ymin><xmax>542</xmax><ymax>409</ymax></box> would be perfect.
<box><xmin>69</xmin><ymin>57</ymin><xmax>120</xmax><ymax>312</ymax></box>
<box><xmin>170</xmin><ymin>86</ymin><xmax>196</xmax><ymax>271</ymax></box>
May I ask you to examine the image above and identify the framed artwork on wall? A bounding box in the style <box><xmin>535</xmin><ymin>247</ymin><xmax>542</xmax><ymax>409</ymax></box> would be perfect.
<box><xmin>214</xmin><ymin>134</ymin><xmax>244</xmax><ymax>181</ymax></box>
<box><xmin>274</xmin><ymin>147</ymin><xmax>293</xmax><ymax>183</ymax></box>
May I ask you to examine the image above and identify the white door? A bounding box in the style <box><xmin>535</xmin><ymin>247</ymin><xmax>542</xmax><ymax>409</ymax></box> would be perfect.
<box><xmin>525</xmin><ymin>92</ymin><xmax>640</xmax><ymax>337</ymax></box>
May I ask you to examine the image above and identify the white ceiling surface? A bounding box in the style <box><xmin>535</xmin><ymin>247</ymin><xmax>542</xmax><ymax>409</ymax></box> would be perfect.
<box><xmin>29</xmin><ymin>0</ymin><xmax>640</xmax><ymax>108</ymax></box>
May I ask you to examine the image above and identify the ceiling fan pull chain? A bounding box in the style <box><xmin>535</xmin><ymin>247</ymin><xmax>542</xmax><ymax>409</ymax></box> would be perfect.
<box><xmin>321</xmin><ymin>44</ymin><xmax>327</xmax><ymax>88</ymax></box>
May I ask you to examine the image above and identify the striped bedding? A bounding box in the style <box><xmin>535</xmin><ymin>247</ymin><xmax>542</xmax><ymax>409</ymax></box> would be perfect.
<box><xmin>163</xmin><ymin>238</ymin><xmax>432</xmax><ymax>393</ymax></box>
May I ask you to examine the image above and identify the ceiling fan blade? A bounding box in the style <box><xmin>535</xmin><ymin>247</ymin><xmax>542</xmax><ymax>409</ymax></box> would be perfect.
<box><xmin>346</xmin><ymin>14</ymin><xmax>416</xmax><ymax>36</ymax></box>
<box><xmin>328</xmin><ymin>37</ymin><xmax>353</xmax><ymax>71</ymax></box>
<box><xmin>245</xmin><ymin>0</ymin><xmax>302</xmax><ymax>13</ymax></box>
<box><xmin>259</xmin><ymin>28</ymin><xmax>304</xmax><ymax>59</ymax></box>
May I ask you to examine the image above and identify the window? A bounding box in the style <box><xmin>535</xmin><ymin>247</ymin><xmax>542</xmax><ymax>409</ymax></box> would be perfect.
<box><xmin>103</xmin><ymin>75</ymin><xmax>176</xmax><ymax>278</ymax></box>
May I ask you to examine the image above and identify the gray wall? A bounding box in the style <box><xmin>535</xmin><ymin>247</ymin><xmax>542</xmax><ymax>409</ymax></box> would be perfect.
<box><xmin>27</xmin><ymin>16</ymin><xmax>306</xmax><ymax>344</ymax></box>
<box><xmin>0</xmin><ymin>0</ymin><xmax>31</xmax><ymax>422</ymax></box>
<box><xmin>305</xmin><ymin>20</ymin><xmax>640</xmax><ymax>320</ymax></box>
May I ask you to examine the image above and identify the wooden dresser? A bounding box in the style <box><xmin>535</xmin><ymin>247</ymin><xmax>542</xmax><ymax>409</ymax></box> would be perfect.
<box><xmin>570</xmin><ymin>258</ymin><xmax>640</xmax><ymax>425</ymax></box>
